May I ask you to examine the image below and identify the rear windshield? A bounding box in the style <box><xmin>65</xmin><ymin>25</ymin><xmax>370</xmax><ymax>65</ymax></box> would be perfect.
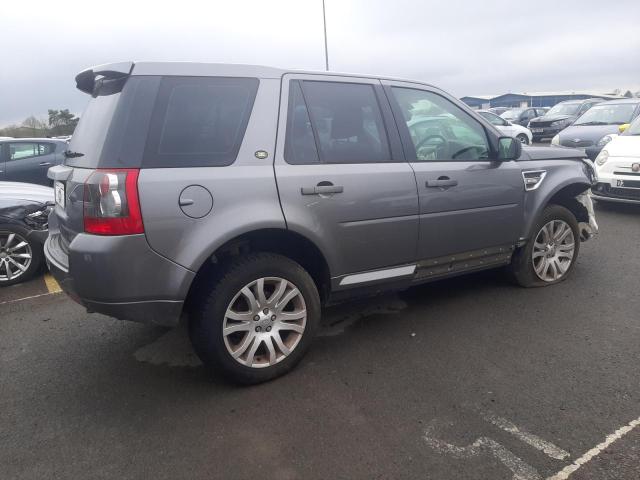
<box><xmin>66</xmin><ymin>75</ymin><xmax>259</xmax><ymax>169</ymax></box>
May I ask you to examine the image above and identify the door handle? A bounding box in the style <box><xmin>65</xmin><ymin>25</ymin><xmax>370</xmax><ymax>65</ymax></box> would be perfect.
<box><xmin>426</xmin><ymin>178</ymin><xmax>458</xmax><ymax>188</ymax></box>
<box><xmin>301</xmin><ymin>184</ymin><xmax>344</xmax><ymax>195</ymax></box>
<box><xmin>39</xmin><ymin>162</ymin><xmax>52</xmax><ymax>166</ymax></box>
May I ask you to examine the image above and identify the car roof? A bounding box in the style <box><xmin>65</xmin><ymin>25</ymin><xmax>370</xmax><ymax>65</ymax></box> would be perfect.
<box><xmin>595</xmin><ymin>98</ymin><xmax>640</xmax><ymax>105</ymax></box>
<box><xmin>82</xmin><ymin>61</ymin><xmax>441</xmax><ymax>89</ymax></box>
<box><xmin>0</xmin><ymin>138</ymin><xmax>67</xmax><ymax>143</ymax></box>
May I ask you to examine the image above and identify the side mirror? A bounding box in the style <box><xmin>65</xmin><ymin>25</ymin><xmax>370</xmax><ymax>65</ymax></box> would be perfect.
<box><xmin>497</xmin><ymin>136</ymin><xmax>522</xmax><ymax>161</ymax></box>
<box><xmin>619</xmin><ymin>123</ymin><xmax>630</xmax><ymax>133</ymax></box>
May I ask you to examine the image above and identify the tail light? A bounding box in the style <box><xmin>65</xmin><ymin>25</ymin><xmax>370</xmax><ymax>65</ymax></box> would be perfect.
<box><xmin>84</xmin><ymin>169</ymin><xmax>144</xmax><ymax>235</ymax></box>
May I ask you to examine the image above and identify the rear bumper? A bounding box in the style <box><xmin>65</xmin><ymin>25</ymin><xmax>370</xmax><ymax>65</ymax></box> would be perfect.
<box><xmin>44</xmin><ymin>232</ymin><xmax>195</xmax><ymax>327</ymax></box>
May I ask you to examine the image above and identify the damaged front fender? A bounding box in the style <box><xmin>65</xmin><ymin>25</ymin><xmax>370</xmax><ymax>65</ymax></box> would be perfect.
<box><xmin>576</xmin><ymin>191</ymin><xmax>598</xmax><ymax>241</ymax></box>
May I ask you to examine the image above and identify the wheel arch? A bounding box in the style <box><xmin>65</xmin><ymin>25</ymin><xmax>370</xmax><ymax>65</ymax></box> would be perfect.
<box><xmin>184</xmin><ymin>228</ymin><xmax>332</xmax><ymax>310</ymax></box>
<box><xmin>522</xmin><ymin>179</ymin><xmax>591</xmax><ymax>241</ymax></box>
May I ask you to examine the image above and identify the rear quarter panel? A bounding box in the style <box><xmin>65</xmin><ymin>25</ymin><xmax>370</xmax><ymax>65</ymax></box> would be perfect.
<box><xmin>138</xmin><ymin>78</ymin><xmax>286</xmax><ymax>271</ymax></box>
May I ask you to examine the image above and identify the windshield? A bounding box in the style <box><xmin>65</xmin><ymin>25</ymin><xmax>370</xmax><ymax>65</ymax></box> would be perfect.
<box><xmin>501</xmin><ymin>108</ymin><xmax>524</xmax><ymax>120</ymax></box>
<box><xmin>574</xmin><ymin>103</ymin><xmax>637</xmax><ymax>126</ymax></box>
<box><xmin>547</xmin><ymin>103</ymin><xmax>580</xmax><ymax>116</ymax></box>
<box><xmin>479</xmin><ymin>111</ymin><xmax>505</xmax><ymax>126</ymax></box>
<box><xmin>622</xmin><ymin>116</ymin><xmax>640</xmax><ymax>136</ymax></box>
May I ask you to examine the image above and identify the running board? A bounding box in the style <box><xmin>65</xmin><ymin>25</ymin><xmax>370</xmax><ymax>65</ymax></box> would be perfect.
<box><xmin>414</xmin><ymin>244</ymin><xmax>515</xmax><ymax>280</ymax></box>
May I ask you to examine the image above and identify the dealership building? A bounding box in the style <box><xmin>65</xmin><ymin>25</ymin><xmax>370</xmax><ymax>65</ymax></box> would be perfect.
<box><xmin>460</xmin><ymin>91</ymin><xmax>627</xmax><ymax>109</ymax></box>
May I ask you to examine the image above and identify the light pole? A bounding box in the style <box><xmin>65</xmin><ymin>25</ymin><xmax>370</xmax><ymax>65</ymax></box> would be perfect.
<box><xmin>322</xmin><ymin>0</ymin><xmax>329</xmax><ymax>71</ymax></box>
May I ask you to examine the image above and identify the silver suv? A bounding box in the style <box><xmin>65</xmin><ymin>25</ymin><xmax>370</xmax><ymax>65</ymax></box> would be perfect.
<box><xmin>46</xmin><ymin>62</ymin><xmax>597</xmax><ymax>384</ymax></box>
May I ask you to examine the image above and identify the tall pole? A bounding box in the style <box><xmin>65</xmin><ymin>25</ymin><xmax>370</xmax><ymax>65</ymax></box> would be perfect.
<box><xmin>322</xmin><ymin>0</ymin><xmax>329</xmax><ymax>71</ymax></box>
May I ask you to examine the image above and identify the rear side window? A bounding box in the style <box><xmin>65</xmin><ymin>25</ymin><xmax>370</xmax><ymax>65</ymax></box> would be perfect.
<box><xmin>9</xmin><ymin>142</ymin><xmax>54</xmax><ymax>160</ymax></box>
<box><xmin>144</xmin><ymin>76</ymin><xmax>259</xmax><ymax>167</ymax></box>
<box><xmin>285</xmin><ymin>80</ymin><xmax>391</xmax><ymax>164</ymax></box>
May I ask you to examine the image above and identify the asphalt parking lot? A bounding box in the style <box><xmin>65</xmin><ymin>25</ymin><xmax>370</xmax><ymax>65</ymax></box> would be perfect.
<box><xmin>2</xmin><ymin>199</ymin><xmax>640</xmax><ymax>480</ymax></box>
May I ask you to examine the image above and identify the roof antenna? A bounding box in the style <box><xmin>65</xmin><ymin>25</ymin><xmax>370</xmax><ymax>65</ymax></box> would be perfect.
<box><xmin>322</xmin><ymin>0</ymin><xmax>329</xmax><ymax>71</ymax></box>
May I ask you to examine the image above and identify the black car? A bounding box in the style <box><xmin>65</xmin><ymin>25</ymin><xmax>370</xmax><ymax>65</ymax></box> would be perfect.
<box><xmin>528</xmin><ymin>99</ymin><xmax>602</xmax><ymax>141</ymax></box>
<box><xmin>500</xmin><ymin>107</ymin><xmax>548</xmax><ymax>126</ymax></box>
<box><xmin>0</xmin><ymin>182</ymin><xmax>53</xmax><ymax>286</ymax></box>
<box><xmin>0</xmin><ymin>138</ymin><xmax>68</xmax><ymax>186</ymax></box>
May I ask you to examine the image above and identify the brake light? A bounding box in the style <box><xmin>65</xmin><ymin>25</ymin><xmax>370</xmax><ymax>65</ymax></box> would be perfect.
<box><xmin>84</xmin><ymin>168</ymin><xmax>144</xmax><ymax>235</ymax></box>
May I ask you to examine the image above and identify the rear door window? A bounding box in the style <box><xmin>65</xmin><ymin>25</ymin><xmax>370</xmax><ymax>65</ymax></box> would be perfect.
<box><xmin>285</xmin><ymin>80</ymin><xmax>391</xmax><ymax>164</ymax></box>
<box><xmin>9</xmin><ymin>142</ymin><xmax>53</xmax><ymax>160</ymax></box>
<box><xmin>144</xmin><ymin>76</ymin><xmax>259</xmax><ymax>167</ymax></box>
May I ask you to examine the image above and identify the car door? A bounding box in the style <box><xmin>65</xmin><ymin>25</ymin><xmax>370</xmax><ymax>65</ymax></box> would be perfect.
<box><xmin>383</xmin><ymin>81</ymin><xmax>525</xmax><ymax>263</ymax></box>
<box><xmin>5</xmin><ymin>141</ymin><xmax>55</xmax><ymax>185</ymax></box>
<box><xmin>274</xmin><ymin>75</ymin><xmax>420</xmax><ymax>286</ymax></box>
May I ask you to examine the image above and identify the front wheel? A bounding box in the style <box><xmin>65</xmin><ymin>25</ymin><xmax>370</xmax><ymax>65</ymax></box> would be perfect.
<box><xmin>189</xmin><ymin>253</ymin><xmax>320</xmax><ymax>384</ymax></box>
<box><xmin>516</xmin><ymin>133</ymin><xmax>530</xmax><ymax>145</ymax></box>
<box><xmin>508</xmin><ymin>205</ymin><xmax>580</xmax><ymax>287</ymax></box>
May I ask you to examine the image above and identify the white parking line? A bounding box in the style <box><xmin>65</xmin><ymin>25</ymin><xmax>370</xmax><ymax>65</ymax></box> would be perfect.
<box><xmin>547</xmin><ymin>416</ymin><xmax>640</xmax><ymax>480</ymax></box>
<box><xmin>480</xmin><ymin>410</ymin><xmax>570</xmax><ymax>460</ymax></box>
<box><xmin>0</xmin><ymin>291</ymin><xmax>57</xmax><ymax>305</ymax></box>
<box><xmin>424</xmin><ymin>426</ymin><xmax>542</xmax><ymax>480</ymax></box>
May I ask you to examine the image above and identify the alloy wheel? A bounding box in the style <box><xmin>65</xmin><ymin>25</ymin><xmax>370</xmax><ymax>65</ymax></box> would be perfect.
<box><xmin>222</xmin><ymin>277</ymin><xmax>307</xmax><ymax>368</ymax></box>
<box><xmin>532</xmin><ymin>220</ymin><xmax>575</xmax><ymax>282</ymax></box>
<box><xmin>0</xmin><ymin>232</ymin><xmax>33</xmax><ymax>283</ymax></box>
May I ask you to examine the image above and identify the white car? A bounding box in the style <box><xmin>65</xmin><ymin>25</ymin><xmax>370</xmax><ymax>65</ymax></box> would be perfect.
<box><xmin>478</xmin><ymin>110</ymin><xmax>533</xmax><ymax>145</ymax></box>
<box><xmin>592</xmin><ymin>116</ymin><xmax>640</xmax><ymax>204</ymax></box>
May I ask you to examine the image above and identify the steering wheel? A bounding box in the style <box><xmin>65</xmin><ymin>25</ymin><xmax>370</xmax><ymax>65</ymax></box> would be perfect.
<box><xmin>452</xmin><ymin>145</ymin><xmax>481</xmax><ymax>160</ymax></box>
<box><xmin>415</xmin><ymin>134</ymin><xmax>447</xmax><ymax>151</ymax></box>
<box><xmin>414</xmin><ymin>134</ymin><xmax>447</xmax><ymax>160</ymax></box>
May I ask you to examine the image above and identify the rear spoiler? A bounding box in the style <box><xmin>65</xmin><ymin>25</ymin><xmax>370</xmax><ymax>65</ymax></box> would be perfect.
<box><xmin>75</xmin><ymin>62</ymin><xmax>134</xmax><ymax>96</ymax></box>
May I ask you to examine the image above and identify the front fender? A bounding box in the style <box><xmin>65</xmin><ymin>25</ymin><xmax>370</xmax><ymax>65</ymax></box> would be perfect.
<box><xmin>520</xmin><ymin>160</ymin><xmax>592</xmax><ymax>240</ymax></box>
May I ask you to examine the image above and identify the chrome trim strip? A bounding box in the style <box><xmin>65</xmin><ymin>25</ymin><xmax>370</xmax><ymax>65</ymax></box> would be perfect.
<box><xmin>339</xmin><ymin>265</ymin><xmax>416</xmax><ymax>286</ymax></box>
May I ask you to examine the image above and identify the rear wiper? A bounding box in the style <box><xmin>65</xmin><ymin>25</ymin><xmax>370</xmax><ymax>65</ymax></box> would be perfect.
<box><xmin>64</xmin><ymin>150</ymin><xmax>84</xmax><ymax>158</ymax></box>
<box><xmin>574</xmin><ymin>121</ymin><xmax>608</xmax><ymax>126</ymax></box>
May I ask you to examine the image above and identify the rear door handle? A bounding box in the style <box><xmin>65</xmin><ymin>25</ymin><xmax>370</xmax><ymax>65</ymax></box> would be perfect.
<box><xmin>426</xmin><ymin>178</ymin><xmax>458</xmax><ymax>188</ymax></box>
<box><xmin>39</xmin><ymin>162</ymin><xmax>52</xmax><ymax>166</ymax></box>
<box><xmin>301</xmin><ymin>185</ymin><xmax>344</xmax><ymax>195</ymax></box>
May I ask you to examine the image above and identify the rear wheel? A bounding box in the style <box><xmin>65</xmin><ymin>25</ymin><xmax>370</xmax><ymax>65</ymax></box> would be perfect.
<box><xmin>0</xmin><ymin>227</ymin><xmax>43</xmax><ymax>287</ymax></box>
<box><xmin>189</xmin><ymin>253</ymin><xmax>320</xmax><ymax>384</ymax></box>
<box><xmin>509</xmin><ymin>205</ymin><xmax>580</xmax><ymax>287</ymax></box>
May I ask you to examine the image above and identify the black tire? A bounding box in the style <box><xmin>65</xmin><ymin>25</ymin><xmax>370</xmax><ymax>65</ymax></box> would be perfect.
<box><xmin>516</xmin><ymin>133</ymin><xmax>530</xmax><ymax>145</ymax></box>
<box><xmin>508</xmin><ymin>205</ymin><xmax>580</xmax><ymax>287</ymax></box>
<box><xmin>0</xmin><ymin>225</ymin><xmax>43</xmax><ymax>287</ymax></box>
<box><xmin>189</xmin><ymin>252</ymin><xmax>321</xmax><ymax>385</ymax></box>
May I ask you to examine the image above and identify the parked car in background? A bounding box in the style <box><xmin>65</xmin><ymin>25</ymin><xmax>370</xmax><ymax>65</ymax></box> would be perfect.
<box><xmin>501</xmin><ymin>107</ymin><xmax>548</xmax><ymax>127</ymax></box>
<box><xmin>488</xmin><ymin>107</ymin><xmax>509</xmax><ymax>116</ymax></box>
<box><xmin>0</xmin><ymin>138</ymin><xmax>68</xmax><ymax>186</ymax></box>
<box><xmin>592</xmin><ymin>116</ymin><xmax>640</xmax><ymax>204</ymax></box>
<box><xmin>46</xmin><ymin>61</ymin><xmax>597</xmax><ymax>384</ymax></box>
<box><xmin>0</xmin><ymin>182</ymin><xmax>53</xmax><ymax>286</ymax></box>
<box><xmin>528</xmin><ymin>99</ymin><xmax>602</xmax><ymax>142</ymax></box>
<box><xmin>478</xmin><ymin>110</ymin><xmax>532</xmax><ymax>144</ymax></box>
<box><xmin>552</xmin><ymin>99</ymin><xmax>640</xmax><ymax>160</ymax></box>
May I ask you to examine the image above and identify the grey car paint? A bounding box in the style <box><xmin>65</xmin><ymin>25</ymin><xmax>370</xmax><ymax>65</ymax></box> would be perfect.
<box><xmin>382</xmin><ymin>79</ymin><xmax>525</xmax><ymax>260</ymax></box>
<box><xmin>0</xmin><ymin>139</ymin><xmax>67</xmax><ymax>186</ymax></box>
<box><xmin>274</xmin><ymin>74</ymin><xmax>419</xmax><ymax>278</ymax></box>
<box><xmin>45</xmin><ymin>62</ymin><xmax>597</xmax><ymax>327</ymax></box>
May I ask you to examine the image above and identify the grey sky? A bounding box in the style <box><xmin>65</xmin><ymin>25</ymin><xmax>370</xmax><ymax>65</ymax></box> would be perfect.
<box><xmin>1</xmin><ymin>0</ymin><xmax>639</xmax><ymax>126</ymax></box>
